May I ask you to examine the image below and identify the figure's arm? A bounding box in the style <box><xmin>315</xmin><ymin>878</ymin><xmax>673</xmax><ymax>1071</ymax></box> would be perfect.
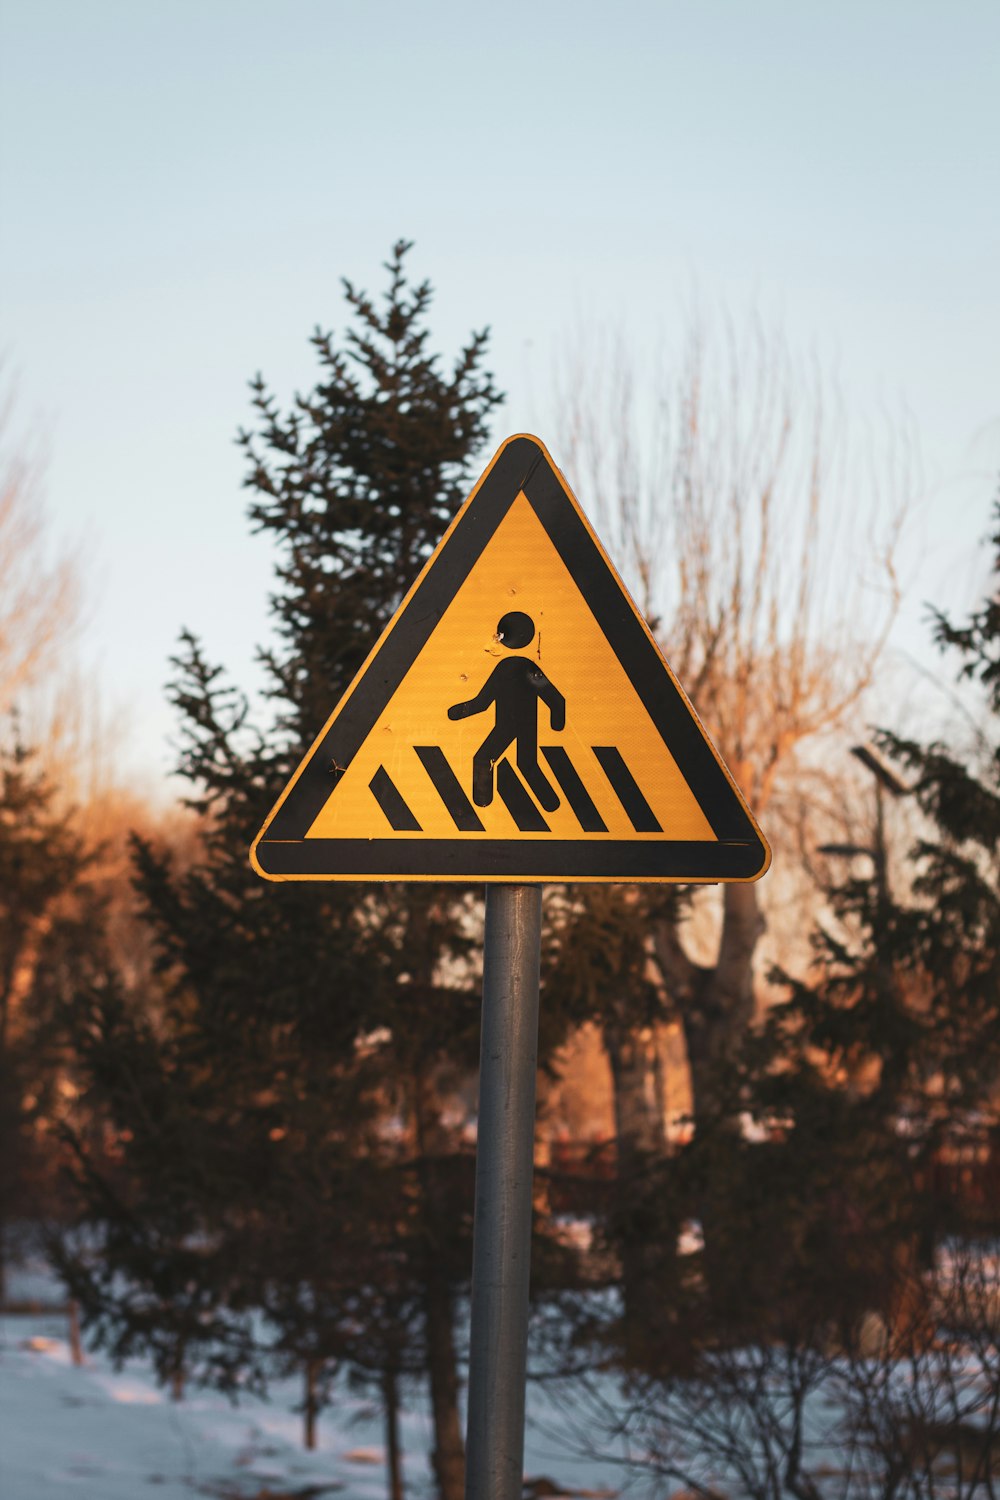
<box><xmin>448</xmin><ymin>680</ymin><xmax>495</xmax><ymax>720</ymax></box>
<box><xmin>533</xmin><ymin>670</ymin><xmax>566</xmax><ymax>731</ymax></box>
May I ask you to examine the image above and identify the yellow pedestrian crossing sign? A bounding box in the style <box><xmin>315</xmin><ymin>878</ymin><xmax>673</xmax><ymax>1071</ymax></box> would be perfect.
<box><xmin>251</xmin><ymin>435</ymin><xmax>770</xmax><ymax>883</ymax></box>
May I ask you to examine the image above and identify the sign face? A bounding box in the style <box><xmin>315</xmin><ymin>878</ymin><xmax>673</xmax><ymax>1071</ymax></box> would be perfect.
<box><xmin>251</xmin><ymin>434</ymin><xmax>770</xmax><ymax>884</ymax></box>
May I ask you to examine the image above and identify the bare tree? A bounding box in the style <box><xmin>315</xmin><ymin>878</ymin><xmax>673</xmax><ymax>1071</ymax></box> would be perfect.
<box><xmin>553</xmin><ymin>317</ymin><xmax>916</xmax><ymax>1128</ymax></box>
<box><xmin>549</xmin><ymin>1238</ymin><xmax>1000</xmax><ymax>1500</ymax></box>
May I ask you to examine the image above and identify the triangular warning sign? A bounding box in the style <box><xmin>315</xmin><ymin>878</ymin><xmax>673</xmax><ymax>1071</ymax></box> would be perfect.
<box><xmin>251</xmin><ymin>435</ymin><xmax>770</xmax><ymax>884</ymax></box>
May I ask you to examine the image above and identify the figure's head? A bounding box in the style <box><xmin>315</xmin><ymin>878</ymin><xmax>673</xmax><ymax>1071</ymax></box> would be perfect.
<box><xmin>496</xmin><ymin>611</ymin><xmax>535</xmax><ymax>650</ymax></box>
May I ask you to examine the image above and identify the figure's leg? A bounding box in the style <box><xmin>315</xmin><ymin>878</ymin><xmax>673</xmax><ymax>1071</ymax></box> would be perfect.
<box><xmin>516</xmin><ymin>733</ymin><xmax>560</xmax><ymax>812</ymax></box>
<box><xmin>472</xmin><ymin>727</ymin><xmax>512</xmax><ymax>807</ymax></box>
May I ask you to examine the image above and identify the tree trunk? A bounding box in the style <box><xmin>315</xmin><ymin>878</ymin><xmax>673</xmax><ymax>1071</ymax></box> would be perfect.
<box><xmin>0</xmin><ymin>1000</ymin><xmax>14</xmax><ymax>1310</ymax></box>
<box><xmin>383</xmin><ymin>1364</ymin><xmax>405</xmax><ymax>1500</ymax></box>
<box><xmin>68</xmin><ymin>1299</ymin><xmax>83</xmax><ymax>1366</ymax></box>
<box><xmin>304</xmin><ymin>1357</ymin><xmax>319</xmax><ymax>1450</ymax></box>
<box><xmin>655</xmin><ymin>882</ymin><xmax>764</xmax><ymax>1130</ymax></box>
<box><xmin>605</xmin><ymin>1024</ymin><xmax>662</xmax><ymax>1162</ymax></box>
<box><xmin>413</xmin><ymin>1072</ymin><xmax>465</xmax><ymax>1500</ymax></box>
<box><xmin>605</xmin><ymin>1020</ymin><xmax>669</xmax><ymax>1367</ymax></box>
<box><xmin>652</xmin><ymin>884</ymin><xmax>766</xmax><ymax>1305</ymax></box>
<box><xmin>422</xmin><ymin>1260</ymin><xmax>465</xmax><ymax>1500</ymax></box>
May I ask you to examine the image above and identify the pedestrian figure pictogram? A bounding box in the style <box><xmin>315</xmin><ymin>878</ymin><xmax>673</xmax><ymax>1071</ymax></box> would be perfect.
<box><xmin>447</xmin><ymin>611</ymin><xmax>565</xmax><ymax>811</ymax></box>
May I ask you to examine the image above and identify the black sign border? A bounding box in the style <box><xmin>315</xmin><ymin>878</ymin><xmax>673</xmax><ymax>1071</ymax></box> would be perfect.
<box><xmin>252</xmin><ymin>436</ymin><xmax>770</xmax><ymax>882</ymax></box>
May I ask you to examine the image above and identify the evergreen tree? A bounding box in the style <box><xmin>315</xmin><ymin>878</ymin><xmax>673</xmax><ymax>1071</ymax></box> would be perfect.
<box><xmin>544</xmin><ymin>492</ymin><xmax>1000</xmax><ymax>1384</ymax></box>
<box><xmin>62</xmin><ymin>243</ymin><xmax>503</xmax><ymax>1500</ymax></box>
<box><xmin>0</xmin><ymin>722</ymin><xmax>97</xmax><ymax>1300</ymax></box>
<box><xmin>741</xmin><ymin>489</ymin><xmax>1000</xmax><ymax>1335</ymax></box>
<box><xmin>559</xmin><ymin>494</ymin><xmax>1000</xmax><ymax>1498</ymax></box>
<box><xmin>55</xmin><ymin>960</ymin><xmax>263</xmax><ymax>1397</ymax></box>
<box><xmin>241</xmin><ymin>240</ymin><xmax>503</xmax><ymax>746</ymax></box>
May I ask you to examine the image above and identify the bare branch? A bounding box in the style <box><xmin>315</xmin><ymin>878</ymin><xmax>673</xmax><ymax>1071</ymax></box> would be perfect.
<box><xmin>0</xmin><ymin>369</ymin><xmax>81</xmax><ymax>714</ymax></box>
<box><xmin>554</xmin><ymin>318</ymin><xmax>917</xmax><ymax>820</ymax></box>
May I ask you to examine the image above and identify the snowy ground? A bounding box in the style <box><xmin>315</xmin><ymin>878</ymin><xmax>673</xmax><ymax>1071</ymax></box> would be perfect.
<box><xmin>0</xmin><ymin>1261</ymin><xmax>622</xmax><ymax>1500</ymax></box>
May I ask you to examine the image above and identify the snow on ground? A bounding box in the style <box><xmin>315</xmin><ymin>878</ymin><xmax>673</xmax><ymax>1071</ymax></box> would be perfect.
<box><xmin>0</xmin><ymin>1261</ymin><xmax>623</xmax><ymax>1500</ymax></box>
<box><xmin>1</xmin><ymin>1310</ymin><xmax>421</xmax><ymax>1500</ymax></box>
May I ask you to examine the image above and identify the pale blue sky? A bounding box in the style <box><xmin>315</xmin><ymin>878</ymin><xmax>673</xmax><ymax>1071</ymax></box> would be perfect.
<box><xmin>1</xmin><ymin>1</ymin><xmax>998</xmax><ymax>780</ymax></box>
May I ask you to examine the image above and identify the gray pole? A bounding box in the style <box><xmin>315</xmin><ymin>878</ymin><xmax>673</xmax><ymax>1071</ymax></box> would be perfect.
<box><xmin>465</xmin><ymin>882</ymin><xmax>543</xmax><ymax>1500</ymax></box>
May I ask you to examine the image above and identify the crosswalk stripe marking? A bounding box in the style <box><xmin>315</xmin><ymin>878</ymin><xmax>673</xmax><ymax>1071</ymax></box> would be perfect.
<box><xmin>541</xmin><ymin>746</ymin><xmax>608</xmax><ymax>832</ymax></box>
<box><xmin>593</xmin><ymin>746</ymin><xmax>662</xmax><ymax>833</ymax></box>
<box><xmin>414</xmin><ymin>746</ymin><xmax>485</xmax><ymax>832</ymax></box>
<box><xmin>369</xmin><ymin>766</ymin><xmax>422</xmax><ymax>832</ymax></box>
<box><xmin>496</xmin><ymin>760</ymin><xmax>551</xmax><ymax>832</ymax></box>
<box><xmin>398</xmin><ymin>744</ymin><xmax>660</xmax><ymax>837</ymax></box>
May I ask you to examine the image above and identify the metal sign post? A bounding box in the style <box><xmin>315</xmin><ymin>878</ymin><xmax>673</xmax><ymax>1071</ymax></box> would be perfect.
<box><xmin>465</xmin><ymin>883</ymin><xmax>543</xmax><ymax>1500</ymax></box>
